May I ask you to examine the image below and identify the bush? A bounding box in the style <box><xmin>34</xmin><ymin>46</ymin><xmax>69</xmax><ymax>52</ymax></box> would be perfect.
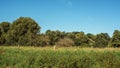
<box><xmin>55</xmin><ymin>38</ymin><xmax>74</xmax><ymax>47</ymax></box>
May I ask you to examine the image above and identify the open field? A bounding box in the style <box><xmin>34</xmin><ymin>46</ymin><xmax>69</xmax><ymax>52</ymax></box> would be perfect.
<box><xmin>0</xmin><ymin>46</ymin><xmax>120</xmax><ymax>68</ymax></box>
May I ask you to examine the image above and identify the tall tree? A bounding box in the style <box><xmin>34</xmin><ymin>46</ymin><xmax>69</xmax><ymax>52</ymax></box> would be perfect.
<box><xmin>86</xmin><ymin>33</ymin><xmax>95</xmax><ymax>47</ymax></box>
<box><xmin>109</xmin><ymin>30</ymin><xmax>120</xmax><ymax>47</ymax></box>
<box><xmin>74</xmin><ymin>32</ymin><xmax>89</xmax><ymax>47</ymax></box>
<box><xmin>94</xmin><ymin>33</ymin><xmax>110</xmax><ymax>48</ymax></box>
<box><xmin>6</xmin><ymin>17</ymin><xmax>41</xmax><ymax>46</ymax></box>
<box><xmin>0</xmin><ymin>22</ymin><xmax>11</xmax><ymax>45</ymax></box>
<box><xmin>65</xmin><ymin>32</ymin><xmax>75</xmax><ymax>40</ymax></box>
<box><xmin>38</xmin><ymin>34</ymin><xmax>50</xmax><ymax>47</ymax></box>
<box><xmin>45</xmin><ymin>30</ymin><xmax>64</xmax><ymax>45</ymax></box>
<box><xmin>0</xmin><ymin>22</ymin><xmax>11</xmax><ymax>33</ymax></box>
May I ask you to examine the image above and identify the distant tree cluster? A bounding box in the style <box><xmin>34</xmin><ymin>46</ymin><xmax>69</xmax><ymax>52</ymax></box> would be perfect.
<box><xmin>0</xmin><ymin>17</ymin><xmax>120</xmax><ymax>47</ymax></box>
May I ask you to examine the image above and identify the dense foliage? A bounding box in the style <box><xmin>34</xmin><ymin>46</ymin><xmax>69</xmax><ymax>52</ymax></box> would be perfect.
<box><xmin>0</xmin><ymin>17</ymin><xmax>119</xmax><ymax>47</ymax></box>
<box><xmin>0</xmin><ymin>47</ymin><xmax>120</xmax><ymax>68</ymax></box>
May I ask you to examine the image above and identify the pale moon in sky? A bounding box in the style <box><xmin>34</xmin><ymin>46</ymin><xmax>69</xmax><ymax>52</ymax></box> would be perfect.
<box><xmin>66</xmin><ymin>1</ymin><xmax>73</xmax><ymax>8</ymax></box>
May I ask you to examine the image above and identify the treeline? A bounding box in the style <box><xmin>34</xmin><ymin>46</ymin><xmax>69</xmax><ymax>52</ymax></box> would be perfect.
<box><xmin>0</xmin><ymin>17</ymin><xmax>120</xmax><ymax>47</ymax></box>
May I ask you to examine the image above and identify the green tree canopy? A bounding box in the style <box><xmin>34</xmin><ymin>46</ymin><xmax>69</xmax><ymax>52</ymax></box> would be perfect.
<box><xmin>6</xmin><ymin>17</ymin><xmax>41</xmax><ymax>46</ymax></box>
<box><xmin>109</xmin><ymin>30</ymin><xmax>120</xmax><ymax>47</ymax></box>
<box><xmin>0</xmin><ymin>22</ymin><xmax>11</xmax><ymax>34</ymax></box>
<box><xmin>94</xmin><ymin>33</ymin><xmax>110</xmax><ymax>48</ymax></box>
<box><xmin>74</xmin><ymin>32</ymin><xmax>89</xmax><ymax>46</ymax></box>
<box><xmin>45</xmin><ymin>30</ymin><xmax>64</xmax><ymax>45</ymax></box>
<box><xmin>0</xmin><ymin>22</ymin><xmax>11</xmax><ymax>45</ymax></box>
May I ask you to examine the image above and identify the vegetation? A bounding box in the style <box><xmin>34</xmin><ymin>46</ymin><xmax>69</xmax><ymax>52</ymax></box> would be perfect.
<box><xmin>0</xmin><ymin>46</ymin><xmax>120</xmax><ymax>68</ymax></box>
<box><xmin>55</xmin><ymin>37</ymin><xmax>74</xmax><ymax>47</ymax></box>
<box><xmin>0</xmin><ymin>17</ymin><xmax>120</xmax><ymax>47</ymax></box>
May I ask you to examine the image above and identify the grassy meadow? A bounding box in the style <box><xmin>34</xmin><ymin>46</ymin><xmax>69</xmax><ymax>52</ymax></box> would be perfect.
<box><xmin>0</xmin><ymin>46</ymin><xmax>120</xmax><ymax>68</ymax></box>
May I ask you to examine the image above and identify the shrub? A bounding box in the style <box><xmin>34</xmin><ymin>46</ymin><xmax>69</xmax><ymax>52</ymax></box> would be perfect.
<box><xmin>55</xmin><ymin>38</ymin><xmax>74</xmax><ymax>47</ymax></box>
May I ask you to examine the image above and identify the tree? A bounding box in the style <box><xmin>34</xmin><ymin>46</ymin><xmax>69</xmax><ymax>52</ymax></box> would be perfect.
<box><xmin>109</xmin><ymin>30</ymin><xmax>120</xmax><ymax>47</ymax></box>
<box><xmin>39</xmin><ymin>34</ymin><xmax>50</xmax><ymax>47</ymax></box>
<box><xmin>86</xmin><ymin>33</ymin><xmax>95</xmax><ymax>47</ymax></box>
<box><xmin>45</xmin><ymin>30</ymin><xmax>64</xmax><ymax>45</ymax></box>
<box><xmin>74</xmin><ymin>32</ymin><xmax>89</xmax><ymax>47</ymax></box>
<box><xmin>0</xmin><ymin>22</ymin><xmax>11</xmax><ymax>45</ymax></box>
<box><xmin>94</xmin><ymin>33</ymin><xmax>110</xmax><ymax>48</ymax></box>
<box><xmin>0</xmin><ymin>22</ymin><xmax>11</xmax><ymax>33</ymax></box>
<box><xmin>7</xmin><ymin>17</ymin><xmax>41</xmax><ymax>46</ymax></box>
<box><xmin>65</xmin><ymin>32</ymin><xmax>76</xmax><ymax>40</ymax></box>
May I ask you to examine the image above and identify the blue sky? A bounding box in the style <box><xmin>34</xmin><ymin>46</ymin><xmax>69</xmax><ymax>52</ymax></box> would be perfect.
<box><xmin>0</xmin><ymin>0</ymin><xmax>120</xmax><ymax>36</ymax></box>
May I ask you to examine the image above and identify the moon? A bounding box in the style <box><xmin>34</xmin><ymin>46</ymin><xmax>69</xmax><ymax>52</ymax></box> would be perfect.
<box><xmin>66</xmin><ymin>1</ymin><xmax>73</xmax><ymax>8</ymax></box>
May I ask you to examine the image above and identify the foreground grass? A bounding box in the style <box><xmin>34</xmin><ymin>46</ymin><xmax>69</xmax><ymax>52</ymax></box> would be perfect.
<box><xmin>0</xmin><ymin>46</ymin><xmax>120</xmax><ymax>68</ymax></box>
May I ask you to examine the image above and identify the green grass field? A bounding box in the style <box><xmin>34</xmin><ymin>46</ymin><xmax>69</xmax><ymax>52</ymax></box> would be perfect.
<box><xmin>0</xmin><ymin>46</ymin><xmax>120</xmax><ymax>68</ymax></box>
